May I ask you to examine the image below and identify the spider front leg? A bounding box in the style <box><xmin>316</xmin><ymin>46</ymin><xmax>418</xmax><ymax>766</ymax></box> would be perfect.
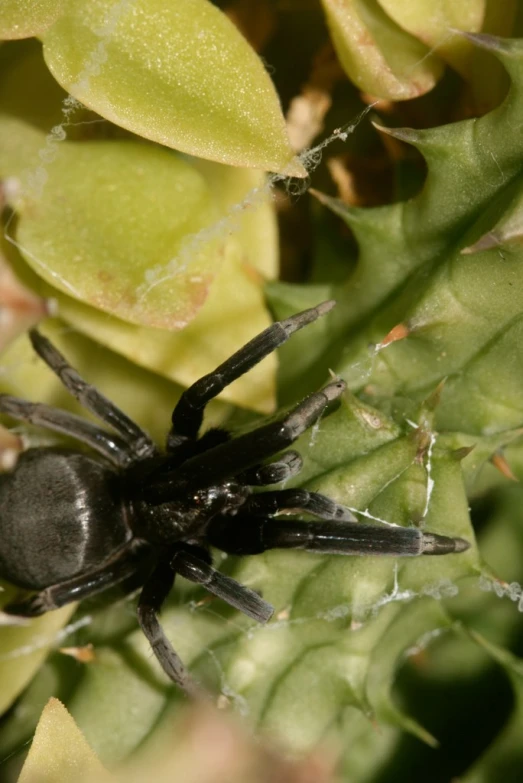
<box><xmin>207</xmin><ymin>515</ymin><xmax>470</xmax><ymax>557</ymax></box>
<box><xmin>236</xmin><ymin>451</ymin><xmax>303</xmax><ymax>486</ymax></box>
<box><xmin>169</xmin><ymin>300</ymin><xmax>336</xmax><ymax>444</ymax></box>
<box><xmin>150</xmin><ymin>379</ymin><xmax>346</xmax><ymax>500</ymax></box>
<box><xmin>242</xmin><ymin>488</ymin><xmax>356</xmax><ymax>522</ymax></box>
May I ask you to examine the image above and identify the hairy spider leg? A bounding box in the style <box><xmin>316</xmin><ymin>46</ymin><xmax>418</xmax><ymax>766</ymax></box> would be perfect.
<box><xmin>0</xmin><ymin>394</ymin><xmax>132</xmax><ymax>467</ymax></box>
<box><xmin>169</xmin><ymin>300</ymin><xmax>336</xmax><ymax>442</ymax></box>
<box><xmin>137</xmin><ymin>561</ymin><xmax>204</xmax><ymax>699</ymax></box>
<box><xmin>29</xmin><ymin>329</ymin><xmax>157</xmax><ymax>461</ymax></box>
<box><xmin>3</xmin><ymin>544</ymin><xmax>152</xmax><ymax>617</ymax></box>
<box><xmin>171</xmin><ymin>549</ymin><xmax>273</xmax><ymax>624</ymax></box>
<box><xmin>236</xmin><ymin>450</ymin><xmax>303</xmax><ymax>486</ymax></box>
<box><xmin>242</xmin><ymin>488</ymin><xmax>356</xmax><ymax>522</ymax></box>
<box><xmin>207</xmin><ymin>516</ymin><xmax>471</xmax><ymax>558</ymax></box>
<box><xmin>149</xmin><ymin>379</ymin><xmax>346</xmax><ymax>501</ymax></box>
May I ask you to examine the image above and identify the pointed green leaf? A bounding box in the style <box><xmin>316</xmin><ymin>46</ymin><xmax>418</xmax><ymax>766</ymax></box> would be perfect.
<box><xmin>67</xmin><ymin>649</ymin><xmax>166</xmax><ymax>766</ymax></box>
<box><xmin>41</xmin><ymin>0</ymin><xmax>304</xmax><ymax>175</ymax></box>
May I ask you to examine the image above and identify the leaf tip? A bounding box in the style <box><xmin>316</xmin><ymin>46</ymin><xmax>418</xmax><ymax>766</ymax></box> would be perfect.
<box><xmin>452</xmin><ymin>30</ymin><xmax>523</xmax><ymax>58</ymax></box>
<box><xmin>371</xmin><ymin>121</ymin><xmax>422</xmax><ymax>146</ymax></box>
<box><xmin>376</xmin><ymin>322</ymin><xmax>410</xmax><ymax>350</ymax></box>
<box><xmin>452</xmin><ymin>445</ymin><xmax>476</xmax><ymax>462</ymax></box>
<box><xmin>491</xmin><ymin>452</ymin><xmax>519</xmax><ymax>482</ymax></box>
<box><xmin>281</xmin><ymin>155</ymin><xmax>309</xmax><ymax>179</ymax></box>
<box><xmin>461</xmin><ymin>231</ymin><xmax>501</xmax><ymax>254</ymax></box>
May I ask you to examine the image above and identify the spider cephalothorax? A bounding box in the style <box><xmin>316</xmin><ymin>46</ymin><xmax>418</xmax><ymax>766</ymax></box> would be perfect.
<box><xmin>0</xmin><ymin>301</ymin><xmax>469</xmax><ymax>696</ymax></box>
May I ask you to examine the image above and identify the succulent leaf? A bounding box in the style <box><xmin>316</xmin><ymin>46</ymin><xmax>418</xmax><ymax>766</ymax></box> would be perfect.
<box><xmin>40</xmin><ymin>0</ymin><xmax>304</xmax><ymax>175</ymax></box>
<box><xmin>0</xmin><ymin>0</ymin><xmax>65</xmax><ymax>41</ymax></box>
<box><xmin>320</xmin><ymin>0</ymin><xmax>444</xmax><ymax>100</ymax></box>
<box><xmin>0</xmin><ymin>110</ymin><xmax>278</xmax><ymax>411</ymax></box>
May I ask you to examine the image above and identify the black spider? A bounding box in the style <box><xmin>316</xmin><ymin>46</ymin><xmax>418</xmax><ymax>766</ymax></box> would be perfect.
<box><xmin>0</xmin><ymin>301</ymin><xmax>468</xmax><ymax>696</ymax></box>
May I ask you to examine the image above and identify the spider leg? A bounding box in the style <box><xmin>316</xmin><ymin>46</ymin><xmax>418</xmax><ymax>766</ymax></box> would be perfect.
<box><xmin>242</xmin><ymin>489</ymin><xmax>356</xmax><ymax>522</ymax></box>
<box><xmin>150</xmin><ymin>379</ymin><xmax>346</xmax><ymax>500</ymax></box>
<box><xmin>171</xmin><ymin>549</ymin><xmax>273</xmax><ymax>623</ymax></box>
<box><xmin>207</xmin><ymin>515</ymin><xmax>470</xmax><ymax>557</ymax></box>
<box><xmin>4</xmin><ymin>545</ymin><xmax>152</xmax><ymax>617</ymax></box>
<box><xmin>29</xmin><ymin>330</ymin><xmax>157</xmax><ymax>460</ymax></box>
<box><xmin>169</xmin><ymin>300</ymin><xmax>336</xmax><ymax>442</ymax></box>
<box><xmin>0</xmin><ymin>394</ymin><xmax>132</xmax><ymax>467</ymax></box>
<box><xmin>236</xmin><ymin>451</ymin><xmax>303</xmax><ymax>486</ymax></box>
<box><xmin>137</xmin><ymin>561</ymin><xmax>204</xmax><ymax>698</ymax></box>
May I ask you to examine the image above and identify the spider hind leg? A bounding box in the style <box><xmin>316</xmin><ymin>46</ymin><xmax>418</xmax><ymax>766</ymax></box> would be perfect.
<box><xmin>29</xmin><ymin>329</ymin><xmax>156</xmax><ymax>460</ymax></box>
<box><xmin>137</xmin><ymin>561</ymin><xmax>204</xmax><ymax>698</ymax></box>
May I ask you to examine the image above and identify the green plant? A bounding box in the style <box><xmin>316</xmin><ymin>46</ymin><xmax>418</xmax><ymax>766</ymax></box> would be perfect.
<box><xmin>1</xmin><ymin>1</ymin><xmax>523</xmax><ymax>781</ymax></box>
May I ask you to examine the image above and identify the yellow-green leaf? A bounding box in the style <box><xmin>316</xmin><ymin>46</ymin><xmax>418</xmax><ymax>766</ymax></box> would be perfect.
<box><xmin>0</xmin><ymin>0</ymin><xmax>64</xmax><ymax>40</ymax></box>
<box><xmin>11</xmin><ymin>137</ymin><xmax>223</xmax><ymax>330</ymax></box>
<box><xmin>190</xmin><ymin>159</ymin><xmax>279</xmax><ymax>281</ymax></box>
<box><xmin>320</xmin><ymin>0</ymin><xmax>444</xmax><ymax>100</ymax></box>
<box><xmin>0</xmin><ymin>118</ymin><xmax>279</xmax><ymax>411</ymax></box>
<box><xmin>16</xmin><ymin>250</ymin><xmax>277</xmax><ymax>414</ymax></box>
<box><xmin>57</xmin><ymin>254</ymin><xmax>276</xmax><ymax>414</ymax></box>
<box><xmin>41</xmin><ymin>0</ymin><xmax>304</xmax><ymax>175</ymax></box>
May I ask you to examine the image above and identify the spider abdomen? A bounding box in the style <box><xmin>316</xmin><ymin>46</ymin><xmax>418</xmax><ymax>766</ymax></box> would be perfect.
<box><xmin>0</xmin><ymin>447</ymin><xmax>132</xmax><ymax>590</ymax></box>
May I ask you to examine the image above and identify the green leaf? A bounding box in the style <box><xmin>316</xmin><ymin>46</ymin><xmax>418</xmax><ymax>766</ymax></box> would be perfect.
<box><xmin>271</xmin><ymin>35</ymin><xmax>523</xmax><ymax>447</ymax></box>
<box><xmin>66</xmin><ymin>648</ymin><xmax>167</xmax><ymax>766</ymax></box>
<box><xmin>41</xmin><ymin>0</ymin><xmax>304</xmax><ymax>175</ymax></box>
<box><xmin>320</xmin><ymin>0</ymin><xmax>444</xmax><ymax>101</ymax></box>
